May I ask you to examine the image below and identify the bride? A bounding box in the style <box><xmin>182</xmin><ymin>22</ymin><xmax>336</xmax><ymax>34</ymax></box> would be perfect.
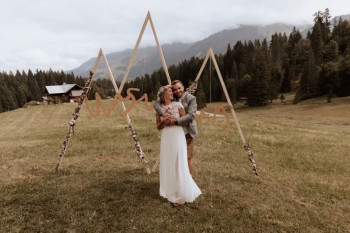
<box><xmin>156</xmin><ymin>85</ymin><xmax>202</xmax><ymax>207</ymax></box>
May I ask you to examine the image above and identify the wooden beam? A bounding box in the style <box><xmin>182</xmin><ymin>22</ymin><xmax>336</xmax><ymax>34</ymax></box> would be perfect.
<box><xmin>119</xmin><ymin>12</ymin><xmax>150</xmax><ymax>92</ymax></box>
<box><xmin>101</xmin><ymin>50</ymin><xmax>150</xmax><ymax>174</ymax></box>
<box><xmin>208</xmin><ymin>48</ymin><xmax>246</xmax><ymax>144</ymax></box>
<box><xmin>194</xmin><ymin>49</ymin><xmax>211</xmax><ymax>82</ymax></box>
<box><xmin>194</xmin><ymin>47</ymin><xmax>258</xmax><ymax>176</ymax></box>
<box><xmin>119</xmin><ymin>11</ymin><xmax>172</xmax><ymax>93</ymax></box>
<box><xmin>148</xmin><ymin>12</ymin><xmax>171</xmax><ymax>85</ymax></box>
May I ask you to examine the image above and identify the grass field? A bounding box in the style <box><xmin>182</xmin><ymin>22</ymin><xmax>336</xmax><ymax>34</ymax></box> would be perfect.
<box><xmin>1</xmin><ymin>95</ymin><xmax>350</xmax><ymax>232</ymax></box>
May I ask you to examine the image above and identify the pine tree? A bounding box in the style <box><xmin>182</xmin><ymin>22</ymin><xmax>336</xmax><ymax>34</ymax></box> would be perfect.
<box><xmin>309</xmin><ymin>20</ymin><xmax>324</xmax><ymax>65</ymax></box>
<box><xmin>195</xmin><ymin>84</ymin><xmax>207</xmax><ymax>109</ymax></box>
<box><xmin>15</xmin><ymin>70</ymin><xmax>22</xmax><ymax>79</ymax></box>
<box><xmin>151</xmin><ymin>72</ymin><xmax>161</xmax><ymax>98</ymax></box>
<box><xmin>27</xmin><ymin>69</ymin><xmax>41</xmax><ymax>101</ymax></box>
<box><xmin>331</xmin><ymin>18</ymin><xmax>350</xmax><ymax>55</ymax></box>
<box><xmin>336</xmin><ymin>48</ymin><xmax>350</xmax><ymax>96</ymax></box>
<box><xmin>0</xmin><ymin>86</ymin><xmax>18</xmax><ymax>111</ymax></box>
<box><xmin>143</xmin><ymin>74</ymin><xmax>153</xmax><ymax>96</ymax></box>
<box><xmin>231</xmin><ymin>60</ymin><xmax>239</xmax><ymax>80</ymax></box>
<box><xmin>247</xmin><ymin>48</ymin><xmax>269</xmax><ymax>106</ymax></box>
<box><xmin>319</xmin><ymin>40</ymin><xmax>339</xmax><ymax>96</ymax></box>
<box><xmin>280</xmin><ymin>50</ymin><xmax>291</xmax><ymax>93</ymax></box>
<box><xmin>268</xmin><ymin>68</ymin><xmax>283</xmax><ymax>103</ymax></box>
<box><xmin>35</xmin><ymin>69</ymin><xmax>46</xmax><ymax>93</ymax></box>
<box><xmin>226</xmin><ymin>78</ymin><xmax>237</xmax><ymax>103</ymax></box>
<box><xmin>223</xmin><ymin>44</ymin><xmax>233</xmax><ymax>78</ymax></box>
<box><xmin>294</xmin><ymin>39</ymin><xmax>319</xmax><ymax>102</ymax></box>
<box><xmin>239</xmin><ymin>74</ymin><xmax>251</xmax><ymax>98</ymax></box>
<box><xmin>270</xmin><ymin>33</ymin><xmax>286</xmax><ymax>69</ymax></box>
<box><xmin>286</xmin><ymin>27</ymin><xmax>302</xmax><ymax>89</ymax></box>
<box><xmin>16</xmin><ymin>86</ymin><xmax>27</xmax><ymax>107</ymax></box>
<box><xmin>67</xmin><ymin>72</ymin><xmax>76</xmax><ymax>84</ymax></box>
<box><xmin>89</xmin><ymin>83</ymin><xmax>106</xmax><ymax>100</ymax></box>
<box><xmin>288</xmin><ymin>27</ymin><xmax>302</xmax><ymax>51</ymax></box>
<box><xmin>246</xmin><ymin>41</ymin><xmax>256</xmax><ymax>72</ymax></box>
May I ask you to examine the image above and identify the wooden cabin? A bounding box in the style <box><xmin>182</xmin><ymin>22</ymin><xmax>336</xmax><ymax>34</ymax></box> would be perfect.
<box><xmin>45</xmin><ymin>83</ymin><xmax>83</xmax><ymax>103</ymax></box>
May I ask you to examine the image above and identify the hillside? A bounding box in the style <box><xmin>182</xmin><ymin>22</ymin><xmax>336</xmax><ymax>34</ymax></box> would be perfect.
<box><xmin>70</xmin><ymin>23</ymin><xmax>310</xmax><ymax>79</ymax></box>
<box><xmin>1</xmin><ymin>96</ymin><xmax>349</xmax><ymax>232</ymax></box>
<box><xmin>70</xmin><ymin>14</ymin><xmax>350</xmax><ymax>81</ymax></box>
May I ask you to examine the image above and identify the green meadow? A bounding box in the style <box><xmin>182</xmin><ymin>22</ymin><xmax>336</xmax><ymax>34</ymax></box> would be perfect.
<box><xmin>1</xmin><ymin>95</ymin><xmax>349</xmax><ymax>232</ymax></box>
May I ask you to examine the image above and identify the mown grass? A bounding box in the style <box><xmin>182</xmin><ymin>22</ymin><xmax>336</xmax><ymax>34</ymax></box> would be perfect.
<box><xmin>0</xmin><ymin>96</ymin><xmax>349</xmax><ymax>232</ymax></box>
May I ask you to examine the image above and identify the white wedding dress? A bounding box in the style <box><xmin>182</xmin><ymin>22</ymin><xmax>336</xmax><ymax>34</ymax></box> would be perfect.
<box><xmin>159</xmin><ymin>102</ymin><xmax>202</xmax><ymax>204</ymax></box>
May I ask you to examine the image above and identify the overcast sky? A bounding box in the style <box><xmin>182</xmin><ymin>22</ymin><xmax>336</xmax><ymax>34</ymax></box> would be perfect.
<box><xmin>1</xmin><ymin>0</ymin><xmax>350</xmax><ymax>73</ymax></box>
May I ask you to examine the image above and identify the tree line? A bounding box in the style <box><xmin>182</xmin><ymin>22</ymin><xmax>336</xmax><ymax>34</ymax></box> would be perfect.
<box><xmin>0</xmin><ymin>69</ymin><xmax>116</xmax><ymax>113</ymax></box>
<box><xmin>1</xmin><ymin>9</ymin><xmax>349</xmax><ymax>113</ymax></box>
<box><xmin>123</xmin><ymin>9</ymin><xmax>350</xmax><ymax>107</ymax></box>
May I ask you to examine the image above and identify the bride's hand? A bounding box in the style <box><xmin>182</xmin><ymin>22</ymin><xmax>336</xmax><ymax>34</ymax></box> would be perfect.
<box><xmin>164</xmin><ymin>116</ymin><xmax>177</xmax><ymax>126</ymax></box>
<box><xmin>161</xmin><ymin>116</ymin><xmax>171</xmax><ymax>125</ymax></box>
<box><xmin>167</xmin><ymin>117</ymin><xmax>177</xmax><ymax>126</ymax></box>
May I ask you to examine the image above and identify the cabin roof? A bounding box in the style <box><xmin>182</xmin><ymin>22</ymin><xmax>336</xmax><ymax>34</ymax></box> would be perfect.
<box><xmin>45</xmin><ymin>84</ymin><xmax>82</xmax><ymax>94</ymax></box>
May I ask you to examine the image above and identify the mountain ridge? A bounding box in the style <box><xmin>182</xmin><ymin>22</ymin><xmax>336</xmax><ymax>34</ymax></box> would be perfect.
<box><xmin>69</xmin><ymin>15</ymin><xmax>349</xmax><ymax>80</ymax></box>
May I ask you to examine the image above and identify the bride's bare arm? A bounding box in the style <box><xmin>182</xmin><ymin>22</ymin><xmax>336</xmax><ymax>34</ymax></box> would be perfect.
<box><xmin>156</xmin><ymin>114</ymin><xmax>168</xmax><ymax>130</ymax></box>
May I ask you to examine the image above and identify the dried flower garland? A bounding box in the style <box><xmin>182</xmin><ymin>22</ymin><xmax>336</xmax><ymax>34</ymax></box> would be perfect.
<box><xmin>55</xmin><ymin>71</ymin><xmax>150</xmax><ymax>173</ymax></box>
<box><xmin>186</xmin><ymin>79</ymin><xmax>258</xmax><ymax>177</ymax></box>
<box><xmin>55</xmin><ymin>71</ymin><xmax>93</xmax><ymax>172</ymax></box>
<box><xmin>244</xmin><ymin>143</ymin><xmax>258</xmax><ymax>177</ymax></box>
<box><xmin>186</xmin><ymin>81</ymin><xmax>198</xmax><ymax>95</ymax></box>
<box><xmin>127</xmin><ymin>123</ymin><xmax>150</xmax><ymax>174</ymax></box>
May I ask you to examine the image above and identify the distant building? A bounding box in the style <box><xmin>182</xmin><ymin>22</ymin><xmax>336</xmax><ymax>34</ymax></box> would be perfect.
<box><xmin>240</xmin><ymin>97</ymin><xmax>248</xmax><ymax>103</ymax></box>
<box><xmin>45</xmin><ymin>83</ymin><xmax>83</xmax><ymax>103</ymax></box>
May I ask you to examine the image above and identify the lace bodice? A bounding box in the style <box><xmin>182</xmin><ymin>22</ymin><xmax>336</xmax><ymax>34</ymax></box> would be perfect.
<box><xmin>161</xmin><ymin>102</ymin><xmax>183</xmax><ymax>120</ymax></box>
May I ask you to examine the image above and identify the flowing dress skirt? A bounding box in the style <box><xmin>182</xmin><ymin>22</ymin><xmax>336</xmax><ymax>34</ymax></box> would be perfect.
<box><xmin>159</xmin><ymin>126</ymin><xmax>201</xmax><ymax>204</ymax></box>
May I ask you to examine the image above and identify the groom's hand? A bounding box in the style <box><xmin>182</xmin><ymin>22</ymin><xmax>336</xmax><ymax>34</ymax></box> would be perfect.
<box><xmin>168</xmin><ymin>117</ymin><xmax>177</xmax><ymax>126</ymax></box>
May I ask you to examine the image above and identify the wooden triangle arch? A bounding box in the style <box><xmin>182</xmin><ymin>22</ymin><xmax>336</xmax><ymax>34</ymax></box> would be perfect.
<box><xmin>55</xmin><ymin>48</ymin><xmax>150</xmax><ymax>174</ymax></box>
<box><xmin>194</xmin><ymin>48</ymin><xmax>258</xmax><ymax>177</ymax></box>
<box><xmin>119</xmin><ymin>11</ymin><xmax>172</xmax><ymax>93</ymax></box>
<box><xmin>91</xmin><ymin>48</ymin><xmax>151</xmax><ymax>173</ymax></box>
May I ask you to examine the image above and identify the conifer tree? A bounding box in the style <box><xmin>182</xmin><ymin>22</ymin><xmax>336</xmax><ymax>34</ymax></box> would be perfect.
<box><xmin>331</xmin><ymin>18</ymin><xmax>350</xmax><ymax>55</ymax></box>
<box><xmin>280</xmin><ymin>49</ymin><xmax>291</xmax><ymax>93</ymax></box>
<box><xmin>35</xmin><ymin>69</ymin><xmax>46</xmax><ymax>93</ymax></box>
<box><xmin>247</xmin><ymin>48</ymin><xmax>269</xmax><ymax>106</ymax></box>
<box><xmin>16</xmin><ymin>86</ymin><xmax>27</xmax><ymax>107</ymax></box>
<box><xmin>239</xmin><ymin>74</ymin><xmax>251</xmax><ymax>98</ymax></box>
<box><xmin>196</xmin><ymin>84</ymin><xmax>207</xmax><ymax>109</ymax></box>
<box><xmin>309</xmin><ymin>20</ymin><xmax>324</xmax><ymax>65</ymax></box>
<box><xmin>27</xmin><ymin>69</ymin><xmax>41</xmax><ymax>101</ymax></box>
<box><xmin>336</xmin><ymin>48</ymin><xmax>350</xmax><ymax>96</ymax></box>
<box><xmin>0</xmin><ymin>86</ymin><xmax>18</xmax><ymax>111</ymax></box>
<box><xmin>294</xmin><ymin>39</ymin><xmax>319</xmax><ymax>102</ymax></box>
<box><xmin>223</xmin><ymin>44</ymin><xmax>233</xmax><ymax>78</ymax></box>
<box><xmin>226</xmin><ymin>78</ymin><xmax>237</xmax><ymax>103</ymax></box>
<box><xmin>319</xmin><ymin>40</ymin><xmax>339</xmax><ymax>96</ymax></box>
<box><xmin>231</xmin><ymin>60</ymin><xmax>239</xmax><ymax>80</ymax></box>
<box><xmin>268</xmin><ymin>68</ymin><xmax>283</xmax><ymax>102</ymax></box>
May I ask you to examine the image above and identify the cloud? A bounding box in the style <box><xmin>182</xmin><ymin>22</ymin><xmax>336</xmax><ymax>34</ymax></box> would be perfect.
<box><xmin>1</xmin><ymin>0</ymin><xmax>350</xmax><ymax>72</ymax></box>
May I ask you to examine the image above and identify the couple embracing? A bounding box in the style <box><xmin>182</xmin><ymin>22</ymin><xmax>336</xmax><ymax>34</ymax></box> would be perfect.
<box><xmin>154</xmin><ymin>80</ymin><xmax>201</xmax><ymax>207</ymax></box>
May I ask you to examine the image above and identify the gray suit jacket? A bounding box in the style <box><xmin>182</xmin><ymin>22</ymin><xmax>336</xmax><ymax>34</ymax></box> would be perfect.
<box><xmin>153</xmin><ymin>93</ymin><xmax>198</xmax><ymax>138</ymax></box>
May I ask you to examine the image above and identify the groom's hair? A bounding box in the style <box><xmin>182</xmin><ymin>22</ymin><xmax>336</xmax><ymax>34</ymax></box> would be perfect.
<box><xmin>171</xmin><ymin>80</ymin><xmax>183</xmax><ymax>87</ymax></box>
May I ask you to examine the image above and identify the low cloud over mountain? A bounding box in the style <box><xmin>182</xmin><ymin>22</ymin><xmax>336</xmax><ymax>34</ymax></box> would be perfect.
<box><xmin>69</xmin><ymin>22</ymin><xmax>313</xmax><ymax>80</ymax></box>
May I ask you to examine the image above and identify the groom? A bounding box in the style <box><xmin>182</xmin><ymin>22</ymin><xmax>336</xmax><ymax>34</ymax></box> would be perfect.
<box><xmin>153</xmin><ymin>80</ymin><xmax>198</xmax><ymax>175</ymax></box>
